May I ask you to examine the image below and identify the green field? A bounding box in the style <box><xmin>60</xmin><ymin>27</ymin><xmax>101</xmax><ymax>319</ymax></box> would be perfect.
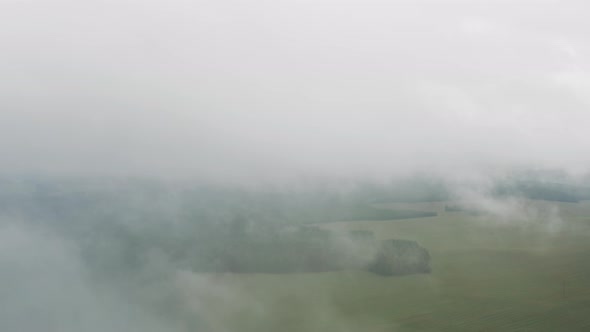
<box><xmin>191</xmin><ymin>200</ymin><xmax>590</xmax><ymax>332</ymax></box>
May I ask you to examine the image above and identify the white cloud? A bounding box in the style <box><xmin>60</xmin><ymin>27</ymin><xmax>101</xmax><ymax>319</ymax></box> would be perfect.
<box><xmin>0</xmin><ymin>0</ymin><xmax>589</xmax><ymax>181</ymax></box>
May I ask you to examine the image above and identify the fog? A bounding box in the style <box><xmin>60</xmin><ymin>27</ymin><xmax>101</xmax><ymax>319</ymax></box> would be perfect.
<box><xmin>1</xmin><ymin>0</ymin><xmax>590</xmax><ymax>181</ymax></box>
<box><xmin>2</xmin><ymin>1</ymin><xmax>590</xmax><ymax>331</ymax></box>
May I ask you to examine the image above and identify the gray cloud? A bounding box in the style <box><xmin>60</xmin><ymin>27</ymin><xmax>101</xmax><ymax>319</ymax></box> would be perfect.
<box><xmin>0</xmin><ymin>222</ymin><xmax>173</xmax><ymax>332</ymax></box>
<box><xmin>1</xmin><ymin>0</ymin><xmax>589</xmax><ymax>181</ymax></box>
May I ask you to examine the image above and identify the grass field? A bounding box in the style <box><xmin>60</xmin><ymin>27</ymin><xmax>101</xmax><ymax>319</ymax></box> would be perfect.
<box><xmin>189</xmin><ymin>200</ymin><xmax>590</xmax><ymax>332</ymax></box>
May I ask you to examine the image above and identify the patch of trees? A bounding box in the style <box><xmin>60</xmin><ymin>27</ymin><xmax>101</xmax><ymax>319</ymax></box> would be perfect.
<box><xmin>197</xmin><ymin>226</ymin><xmax>431</xmax><ymax>276</ymax></box>
<box><xmin>444</xmin><ymin>205</ymin><xmax>482</xmax><ymax>216</ymax></box>
<box><xmin>0</xmin><ymin>177</ymin><xmax>433</xmax><ymax>278</ymax></box>
<box><xmin>368</xmin><ymin>239</ymin><xmax>431</xmax><ymax>276</ymax></box>
<box><xmin>344</xmin><ymin>205</ymin><xmax>437</xmax><ymax>222</ymax></box>
<box><xmin>493</xmin><ymin>181</ymin><xmax>586</xmax><ymax>203</ymax></box>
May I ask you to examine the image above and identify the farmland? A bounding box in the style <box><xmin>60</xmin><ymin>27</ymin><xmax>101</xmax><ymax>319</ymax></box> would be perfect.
<box><xmin>194</xmin><ymin>200</ymin><xmax>590</xmax><ymax>332</ymax></box>
<box><xmin>4</xmin><ymin>179</ymin><xmax>590</xmax><ymax>331</ymax></box>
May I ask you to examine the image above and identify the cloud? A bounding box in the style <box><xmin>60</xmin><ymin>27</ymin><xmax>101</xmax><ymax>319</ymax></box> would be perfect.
<box><xmin>0</xmin><ymin>0</ymin><xmax>589</xmax><ymax>182</ymax></box>
<box><xmin>0</xmin><ymin>222</ymin><xmax>175</xmax><ymax>332</ymax></box>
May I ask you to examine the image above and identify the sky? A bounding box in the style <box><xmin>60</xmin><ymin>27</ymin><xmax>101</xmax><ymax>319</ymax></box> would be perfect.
<box><xmin>1</xmin><ymin>0</ymin><xmax>590</xmax><ymax>181</ymax></box>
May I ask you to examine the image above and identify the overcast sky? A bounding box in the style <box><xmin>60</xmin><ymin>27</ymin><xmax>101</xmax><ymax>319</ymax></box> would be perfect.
<box><xmin>1</xmin><ymin>0</ymin><xmax>589</xmax><ymax>181</ymax></box>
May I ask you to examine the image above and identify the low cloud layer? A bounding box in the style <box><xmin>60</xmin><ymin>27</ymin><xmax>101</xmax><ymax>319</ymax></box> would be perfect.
<box><xmin>1</xmin><ymin>0</ymin><xmax>589</xmax><ymax>181</ymax></box>
<box><xmin>0</xmin><ymin>222</ymin><xmax>174</xmax><ymax>332</ymax></box>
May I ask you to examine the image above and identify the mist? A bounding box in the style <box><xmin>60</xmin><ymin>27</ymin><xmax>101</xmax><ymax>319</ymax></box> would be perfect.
<box><xmin>3</xmin><ymin>0</ymin><xmax>590</xmax><ymax>331</ymax></box>
<box><xmin>1</xmin><ymin>0</ymin><xmax>590</xmax><ymax>181</ymax></box>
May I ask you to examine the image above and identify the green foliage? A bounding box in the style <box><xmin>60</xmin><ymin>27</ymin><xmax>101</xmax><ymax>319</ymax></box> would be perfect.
<box><xmin>345</xmin><ymin>205</ymin><xmax>437</xmax><ymax>221</ymax></box>
<box><xmin>193</xmin><ymin>226</ymin><xmax>353</xmax><ymax>273</ymax></box>
<box><xmin>493</xmin><ymin>180</ymin><xmax>590</xmax><ymax>203</ymax></box>
<box><xmin>191</xmin><ymin>227</ymin><xmax>431</xmax><ymax>276</ymax></box>
<box><xmin>444</xmin><ymin>205</ymin><xmax>482</xmax><ymax>216</ymax></box>
<box><xmin>0</xmin><ymin>177</ymin><xmax>434</xmax><ymax>277</ymax></box>
<box><xmin>368</xmin><ymin>239</ymin><xmax>431</xmax><ymax>276</ymax></box>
